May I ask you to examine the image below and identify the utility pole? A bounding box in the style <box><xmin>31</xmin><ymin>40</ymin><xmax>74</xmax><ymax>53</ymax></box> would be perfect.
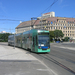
<box><xmin>13</xmin><ymin>33</ymin><xmax>15</xmax><ymax>49</ymax></box>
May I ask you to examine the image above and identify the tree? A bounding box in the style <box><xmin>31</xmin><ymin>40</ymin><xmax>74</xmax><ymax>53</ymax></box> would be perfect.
<box><xmin>49</xmin><ymin>31</ymin><xmax>55</xmax><ymax>41</ymax></box>
<box><xmin>64</xmin><ymin>37</ymin><xmax>69</xmax><ymax>42</ymax></box>
<box><xmin>54</xmin><ymin>30</ymin><xmax>64</xmax><ymax>40</ymax></box>
<box><xmin>0</xmin><ymin>33</ymin><xmax>12</xmax><ymax>42</ymax></box>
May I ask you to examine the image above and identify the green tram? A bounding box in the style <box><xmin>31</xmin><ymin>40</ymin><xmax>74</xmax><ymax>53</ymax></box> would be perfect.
<box><xmin>8</xmin><ymin>29</ymin><xmax>50</xmax><ymax>53</ymax></box>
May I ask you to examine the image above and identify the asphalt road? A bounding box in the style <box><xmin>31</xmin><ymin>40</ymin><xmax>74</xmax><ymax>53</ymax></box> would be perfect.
<box><xmin>0</xmin><ymin>42</ymin><xmax>75</xmax><ymax>75</ymax></box>
<box><xmin>30</xmin><ymin>43</ymin><xmax>75</xmax><ymax>75</ymax></box>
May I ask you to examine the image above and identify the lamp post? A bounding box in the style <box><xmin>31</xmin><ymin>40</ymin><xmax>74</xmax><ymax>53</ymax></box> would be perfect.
<box><xmin>13</xmin><ymin>33</ymin><xmax>15</xmax><ymax>49</ymax></box>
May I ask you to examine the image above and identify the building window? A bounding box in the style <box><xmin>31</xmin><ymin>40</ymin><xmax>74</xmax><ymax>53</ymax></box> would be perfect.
<box><xmin>51</xmin><ymin>21</ymin><xmax>53</xmax><ymax>24</ymax></box>
<box><xmin>66</xmin><ymin>27</ymin><xmax>67</xmax><ymax>29</ymax></box>
<box><xmin>66</xmin><ymin>34</ymin><xmax>67</xmax><ymax>36</ymax></box>
<box><xmin>68</xmin><ymin>21</ymin><xmax>69</xmax><ymax>23</ymax></box>
<box><xmin>56</xmin><ymin>27</ymin><xmax>57</xmax><ymax>29</ymax></box>
<box><xmin>51</xmin><ymin>27</ymin><xmax>52</xmax><ymax>29</ymax></box>
<box><xmin>48</xmin><ymin>21</ymin><xmax>49</xmax><ymax>23</ymax></box>
<box><xmin>66</xmin><ymin>31</ymin><xmax>67</xmax><ymax>33</ymax></box>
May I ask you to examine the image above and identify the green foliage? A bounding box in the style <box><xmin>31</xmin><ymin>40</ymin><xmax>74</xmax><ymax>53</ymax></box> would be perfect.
<box><xmin>49</xmin><ymin>30</ymin><xmax>64</xmax><ymax>42</ymax></box>
<box><xmin>0</xmin><ymin>33</ymin><xmax>11</xmax><ymax>42</ymax></box>
<box><xmin>54</xmin><ymin>30</ymin><xmax>64</xmax><ymax>39</ymax></box>
<box><xmin>64</xmin><ymin>37</ymin><xmax>69</xmax><ymax>42</ymax></box>
<box><xmin>49</xmin><ymin>31</ymin><xmax>55</xmax><ymax>41</ymax></box>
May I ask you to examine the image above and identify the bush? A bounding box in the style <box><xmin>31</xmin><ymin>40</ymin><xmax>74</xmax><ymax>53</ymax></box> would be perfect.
<box><xmin>0</xmin><ymin>33</ymin><xmax>12</xmax><ymax>42</ymax></box>
<box><xmin>64</xmin><ymin>37</ymin><xmax>69</xmax><ymax>42</ymax></box>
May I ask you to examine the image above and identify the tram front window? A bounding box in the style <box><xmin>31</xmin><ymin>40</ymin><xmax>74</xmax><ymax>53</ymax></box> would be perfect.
<box><xmin>38</xmin><ymin>35</ymin><xmax>50</xmax><ymax>47</ymax></box>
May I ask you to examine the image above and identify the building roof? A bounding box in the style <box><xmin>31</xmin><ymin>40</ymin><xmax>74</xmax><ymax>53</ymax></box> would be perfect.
<box><xmin>16</xmin><ymin>20</ymin><xmax>35</xmax><ymax>29</ymax></box>
<box><xmin>16</xmin><ymin>17</ymin><xmax>75</xmax><ymax>29</ymax></box>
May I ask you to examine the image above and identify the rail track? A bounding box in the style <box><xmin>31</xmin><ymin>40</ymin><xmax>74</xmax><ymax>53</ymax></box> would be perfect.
<box><xmin>37</xmin><ymin>53</ymin><xmax>75</xmax><ymax>75</ymax></box>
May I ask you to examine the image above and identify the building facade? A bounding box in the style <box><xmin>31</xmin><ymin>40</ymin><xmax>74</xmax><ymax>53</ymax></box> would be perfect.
<box><xmin>16</xmin><ymin>12</ymin><xmax>75</xmax><ymax>39</ymax></box>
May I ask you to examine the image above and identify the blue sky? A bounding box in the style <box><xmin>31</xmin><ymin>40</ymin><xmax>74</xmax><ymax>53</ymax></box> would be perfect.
<box><xmin>0</xmin><ymin>0</ymin><xmax>75</xmax><ymax>33</ymax></box>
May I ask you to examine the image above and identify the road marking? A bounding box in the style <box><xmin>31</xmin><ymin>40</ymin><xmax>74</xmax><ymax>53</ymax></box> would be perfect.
<box><xmin>37</xmin><ymin>69</ymin><xmax>49</xmax><ymax>71</ymax></box>
<box><xmin>37</xmin><ymin>59</ymin><xmax>58</xmax><ymax>75</ymax></box>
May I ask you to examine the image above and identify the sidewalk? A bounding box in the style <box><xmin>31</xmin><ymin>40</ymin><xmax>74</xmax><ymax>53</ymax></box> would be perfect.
<box><xmin>0</xmin><ymin>45</ymin><xmax>37</xmax><ymax>60</ymax></box>
<box><xmin>0</xmin><ymin>43</ymin><xmax>55</xmax><ymax>75</ymax></box>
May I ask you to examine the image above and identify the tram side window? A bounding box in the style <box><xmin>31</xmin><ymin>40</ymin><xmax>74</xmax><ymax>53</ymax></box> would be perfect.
<box><xmin>22</xmin><ymin>37</ymin><xmax>25</xmax><ymax>41</ymax></box>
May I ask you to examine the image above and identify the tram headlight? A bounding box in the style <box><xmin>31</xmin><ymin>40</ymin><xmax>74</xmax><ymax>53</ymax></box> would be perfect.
<box><xmin>38</xmin><ymin>30</ymin><xmax>40</xmax><ymax>33</ymax></box>
<box><xmin>38</xmin><ymin>46</ymin><xmax>41</xmax><ymax>49</ymax></box>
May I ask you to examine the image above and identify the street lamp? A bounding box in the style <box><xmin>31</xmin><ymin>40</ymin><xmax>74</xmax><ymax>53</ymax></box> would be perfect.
<box><xmin>13</xmin><ymin>33</ymin><xmax>15</xmax><ymax>49</ymax></box>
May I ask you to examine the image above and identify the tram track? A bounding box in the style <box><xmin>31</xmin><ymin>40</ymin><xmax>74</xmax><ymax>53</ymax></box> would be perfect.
<box><xmin>49</xmin><ymin>53</ymin><xmax>75</xmax><ymax>64</ymax></box>
<box><xmin>37</xmin><ymin>54</ymin><xmax>75</xmax><ymax>75</ymax></box>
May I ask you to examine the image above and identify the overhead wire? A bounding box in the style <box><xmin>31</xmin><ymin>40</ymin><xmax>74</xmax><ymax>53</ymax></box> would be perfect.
<box><xmin>0</xmin><ymin>19</ymin><xmax>24</xmax><ymax>21</ymax></box>
<box><xmin>0</xmin><ymin>19</ymin><xmax>24</xmax><ymax>32</ymax></box>
<box><xmin>0</xmin><ymin>0</ymin><xmax>58</xmax><ymax>32</ymax></box>
<box><xmin>0</xmin><ymin>28</ymin><xmax>15</xmax><ymax>30</ymax></box>
<box><xmin>32</xmin><ymin>0</ymin><xmax>58</xmax><ymax>26</ymax></box>
<box><xmin>37</xmin><ymin>0</ymin><xmax>58</xmax><ymax>17</ymax></box>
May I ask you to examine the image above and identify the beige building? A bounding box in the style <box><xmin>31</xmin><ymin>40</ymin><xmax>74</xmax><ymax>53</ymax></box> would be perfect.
<box><xmin>16</xmin><ymin>12</ymin><xmax>75</xmax><ymax>39</ymax></box>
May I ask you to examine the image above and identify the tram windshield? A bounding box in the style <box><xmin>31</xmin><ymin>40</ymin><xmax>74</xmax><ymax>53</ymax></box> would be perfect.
<box><xmin>38</xmin><ymin>35</ymin><xmax>50</xmax><ymax>47</ymax></box>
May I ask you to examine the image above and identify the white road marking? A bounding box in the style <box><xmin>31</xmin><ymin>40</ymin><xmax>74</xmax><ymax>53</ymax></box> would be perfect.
<box><xmin>37</xmin><ymin>69</ymin><xmax>49</xmax><ymax>71</ymax></box>
<box><xmin>37</xmin><ymin>59</ymin><xmax>58</xmax><ymax>75</ymax></box>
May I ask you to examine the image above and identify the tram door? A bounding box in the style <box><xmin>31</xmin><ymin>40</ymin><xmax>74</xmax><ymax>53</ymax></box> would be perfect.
<box><xmin>33</xmin><ymin>37</ymin><xmax>35</xmax><ymax>51</ymax></box>
<box><xmin>32</xmin><ymin>35</ymin><xmax>37</xmax><ymax>52</ymax></box>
